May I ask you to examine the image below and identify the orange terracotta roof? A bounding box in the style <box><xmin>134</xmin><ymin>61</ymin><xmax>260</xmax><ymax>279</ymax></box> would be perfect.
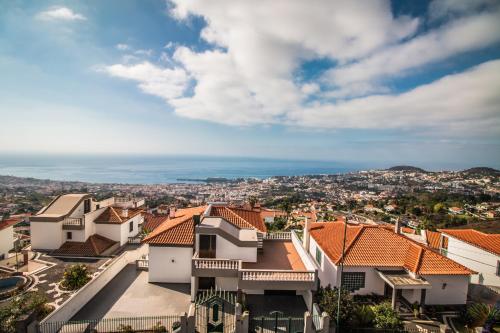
<box><xmin>142</xmin><ymin>213</ymin><xmax>169</xmax><ymax>233</ymax></box>
<box><xmin>229</xmin><ymin>207</ymin><xmax>267</xmax><ymax>232</ymax></box>
<box><xmin>310</xmin><ymin>222</ymin><xmax>473</xmax><ymax>275</ymax></box>
<box><xmin>402</xmin><ymin>227</ymin><xmax>416</xmax><ymax>234</ymax></box>
<box><xmin>439</xmin><ymin>229</ymin><xmax>500</xmax><ymax>255</ymax></box>
<box><xmin>210</xmin><ymin>206</ymin><xmax>267</xmax><ymax>231</ymax></box>
<box><xmin>142</xmin><ymin>205</ymin><xmax>206</xmax><ymax>246</ymax></box>
<box><xmin>94</xmin><ymin>207</ymin><xmax>142</xmax><ymax>224</ymax></box>
<box><xmin>425</xmin><ymin>230</ymin><xmax>442</xmax><ymax>250</ymax></box>
<box><xmin>0</xmin><ymin>219</ymin><xmax>17</xmax><ymax>231</ymax></box>
<box><xmin>52</xmin><ymin>234</ymin><xmax>117</xmax><ymax>257</ymax></box>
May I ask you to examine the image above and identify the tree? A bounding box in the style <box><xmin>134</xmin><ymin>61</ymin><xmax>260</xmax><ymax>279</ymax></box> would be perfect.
<box><xmin>0</xmin><ymin>292</ymin><xmax>50</xmax><ymax>333</ymax></box>
<box><xmin>61</xmin><ymin>264</ymin><xmax>91</xmax><ymax>290</ymax></box>
<box><xmin>248</xmin><ymin>196</ymin><xmax>258</xmax><ymax>209</ymax></box>
<box><xmin>371</xmin><ymin>302</ymin><xmax>403</xmax><ymax>330</ymax></box>
<box><xmin>433</xmin><ymin>203</ymin><xmax>445</xmax><ymax>214</ymax></box>
<box><xmin>315</xmin><ymin>286</ymin><xmax>355</xmax><ymax>327</ymax></box>
<box><xmin>466</xmin><ymin>303</ymin><xmax>500</xmax><ymax>331</ymax></box>
<box><xmin>352</xmin><ymin>305</ymin><xmax>375</xmax><ymax>327</ymax></box>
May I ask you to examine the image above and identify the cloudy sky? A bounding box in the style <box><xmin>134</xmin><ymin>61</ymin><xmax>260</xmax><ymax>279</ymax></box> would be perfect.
<box><xmin>1</xmin><ymin>0</ymin><xmax>499</xmax><ymax>169</ymax></box>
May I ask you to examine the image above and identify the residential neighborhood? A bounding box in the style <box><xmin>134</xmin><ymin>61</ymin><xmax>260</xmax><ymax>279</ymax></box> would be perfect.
<box><xmin>0</xmin><ymin>187</ymin><xmax>498</xmax><ymax>333</ymax></box>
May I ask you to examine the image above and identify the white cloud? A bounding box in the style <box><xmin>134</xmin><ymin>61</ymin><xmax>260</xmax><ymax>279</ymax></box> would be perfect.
<box><xmin>116</xmin><ymin>43</ymin><xmax>130</xmax><ymax>51</ymax></box>
<box><xmin>429</xmin><ymin>0</ymin><xmax>498</xmax><ymax>20</ymax></box>
<box><xmin>36</xmin><ymin>6</ymin><xmax>86</xmax><ymax>21</ymax></box>
<box><xmin>326</xmin><ymin>9</ymin><xmax>500</xmax><ymax>86</ymax></box>
<box><xmin>134</xmin><ymin>49</ymin><xmax>154</xmax><ymax>57</ymax></box>
<box><xmin>102</xmin><ymin>0</ymin><xmax>500</xmax><ymax>139</ymax></box>
<box><xmin>102</xmin><ymin>62</ymin><xmax>189</xmax><ymax>101</ymax></box>
<box><xmin>291</xmin><ymin>60</ymin><xmax>500</xmax><ymax>134</ymax></box>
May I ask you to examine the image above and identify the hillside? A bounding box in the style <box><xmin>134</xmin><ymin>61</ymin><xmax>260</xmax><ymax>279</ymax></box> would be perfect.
<box><xmin>387</xmin><ymin>166</ymin><xmax>428</xmax><ymax>173</ymax></box>
<box><xmin>461</xmin><ymin>167</ymin><xmax>499</xmax><ymax>176</ymax></box>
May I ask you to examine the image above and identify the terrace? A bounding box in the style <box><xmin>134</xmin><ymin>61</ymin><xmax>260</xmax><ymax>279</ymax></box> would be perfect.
<box><xmin>192</xmin><ymin>234</ymin><xmax>318</xmax><ymax>291</ymax></box>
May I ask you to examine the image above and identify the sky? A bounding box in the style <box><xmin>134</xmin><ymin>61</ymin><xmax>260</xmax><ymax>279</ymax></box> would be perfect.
<box><xmin>0</xmin><ymin>0</ymin><xmax>499</xmax><ymax>169</ymax></box>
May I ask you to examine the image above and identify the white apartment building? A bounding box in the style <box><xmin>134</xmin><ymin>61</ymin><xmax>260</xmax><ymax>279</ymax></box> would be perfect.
<box><xmin>143</xmin><ymin>204</ymin><xmax>319</xmax><ymax>309</ymax></box>
<box><xmin>439</xmin><ymin>229</ymin><xmax>500</xmax><ymax>287</ymax></box>
<box><xmin>0</xmin><ymin>219</ymin><xmax>16</xmax><ymax>259</ymax></box>
<box><xmin>30</xmin><ymin>194</ymin><xmax>144</xmax><ymax>256</ymax></box>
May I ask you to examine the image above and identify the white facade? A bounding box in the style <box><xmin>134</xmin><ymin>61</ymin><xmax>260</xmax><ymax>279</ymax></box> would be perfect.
<box><xmin>423</xmin><ymin>274</ymin><xmax>470</xmax><ymax>305</ymax></box>
<box><xmin>0</xmin><ymin>225</ymin><xmax>14</xmax><ymax>258</ymax></box>
<box><xmin>308</xmin><ymin>236</ymin><xmax>338</xmax><ymax>287</ymax></box>
<box><xmin>308</xmin><ymin>234</ymin><xmax>471</xmax><ymax>306</ymax></box>
<box><xmin>31</xmin><ymin>221</ymin><xmax>64</xmax><ymax>250</ymax></box>
<box><xmin>444</xmin><ymin>235</ymin><xmax>500</xmax><ymax>286</ymax></box>
<box><xmin>148</xmin><ymin>246</ymin><xmax>193</xmax><ymax>283</ymax></box>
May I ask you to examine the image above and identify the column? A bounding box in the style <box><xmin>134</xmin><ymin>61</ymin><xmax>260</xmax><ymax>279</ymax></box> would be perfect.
<box><xmin>391</xmin><ymin>287</ymin><xmax>397</xmax><ymax>309</ymax></box>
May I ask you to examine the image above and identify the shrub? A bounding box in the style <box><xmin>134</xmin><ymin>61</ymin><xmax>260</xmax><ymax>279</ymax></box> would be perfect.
<box><xmin>151</xmin><ymin>322</ymin><xmax>167</xmax><ymax>332</ymax></box>
<box><xmin>315</xmin><ymin>286</ymin><xmax>355</xmax><ymax>327</ymax></box>
<box><xmin>371</xmin><ymin>302</ymin><xmax>403</xmax><ymax>330</ymax></box>
<box><xmin>352</xmin><ymin>305</ymin><xmax>375</xmax><ymax>327</ymax></box>
<box><xmin>61</xmin><ymin>264</ymin><xmax>91</xmax><ymax>290</ymax></box>
<box><xmin>0</xmin><ymin>292</ymin><xmax>49</xmax><ymax>333</ymax></box>
<box><xmin>118</xmin><ymin>324</ymin><xmax>135</xmax><ymax>333</ymax></box>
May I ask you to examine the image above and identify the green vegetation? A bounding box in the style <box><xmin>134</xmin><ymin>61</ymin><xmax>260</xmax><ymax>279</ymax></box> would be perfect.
<box><xmin>315</xmin><ymin>287</ymin><xmax>404</xmax><ymax>330</ymax></box>
<box><xmin>465</xmin><ymin>303</ymin><xmax>500</xmax><ymax>332</ymax></box>
<box><xmin>61</xmin><ymin>264</ymin><xmax>91</xmax><ymax>290</ymax></box>
<box><xmin>0</xmin><ymin>292</ymin><xmax>51</xmax><ymax>333</ymax></box>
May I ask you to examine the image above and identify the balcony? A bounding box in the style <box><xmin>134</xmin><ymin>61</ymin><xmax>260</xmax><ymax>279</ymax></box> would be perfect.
<box><xmin>62</xmin><ymin>217</ymin><xmax>84</xmax><ymax>230</ymax></box>
<box><xmin>191</xmin><ymin>238</ymin><xmax>318</xmax><ymax>291</ymax></box>
<box><xmin>192</xmin><ymin>252</ymin><xmax>240</xmax><ymax>277</ymax></box>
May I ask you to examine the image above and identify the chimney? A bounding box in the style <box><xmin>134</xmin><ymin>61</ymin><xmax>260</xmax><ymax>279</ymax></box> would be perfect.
<box><xmin>394</xmin><ymin>218</ymin><xmax>401</xmax><ymax>234</ymax></box>
<box><xmin>421</xmin><ymin>228</ymin><xmax>428</xmax><ymax>244</ymax></box>
<box><xmin>122</xmin><ymin>208</ymin><xmax>128</xmax><ymax>218</ymax></box>
<box><xmin>169</xmin><ymin>207</ymin><xmax>176</xmax><ymax>218</ymax></box>
<box><xmin>303</xmin><ymin>217</ymin><xmax>311</xmax><ymax>251</ymax></box>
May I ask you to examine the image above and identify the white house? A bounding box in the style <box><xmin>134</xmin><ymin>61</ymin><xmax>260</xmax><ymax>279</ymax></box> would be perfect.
<box><xmin>439</xmin><ymin>229</ymin><xmax>500</xmax><ymax>287</ymax></box>
<box><xmin>303</xmin><ymin>220</ymin><xmax>474</xmax><ymax>309</ymax></box>
<box><xmin>0</xmin><ymin>219</ymin><xmax>16</xmax><ymax>259</ymax></box>
<box><xmin>30</xmin><ymin>194</ymin><xmax>144</xmax><ymax>256</ymax></box>
<box><xmin>143</xmin><ymin>204</ymin><xmax>318</xmax><ymax>309</ymax></box>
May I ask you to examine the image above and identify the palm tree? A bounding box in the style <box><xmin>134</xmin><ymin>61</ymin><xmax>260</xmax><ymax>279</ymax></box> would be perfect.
<box><xmin>466</xmin><ymin>303</ymin><xmax>500</xmax><ymax>332</ymax></box>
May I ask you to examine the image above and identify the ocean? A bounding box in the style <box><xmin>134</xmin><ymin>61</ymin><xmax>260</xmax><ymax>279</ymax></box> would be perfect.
<box><xmin>0</xmin><ymin>154</ymin><xmax>365</xmax><ymax>184</ymax></box>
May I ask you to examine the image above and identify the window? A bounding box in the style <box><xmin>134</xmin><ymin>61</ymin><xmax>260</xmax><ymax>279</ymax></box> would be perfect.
<box><xmin>83</xmin><ymin>199</ymin><xmax>91</xmax><ymax>214</ymax></box>
<box><xmin>497</xmin><ymin>261</ymin><xmax>500</xmax><ymax>277</ymax></box>
<box><xmin>315</xmin><ymin>247</ymin><xmax>322</xmax><ymax>266</ymax></box>
<box><xmin>342</xmin><ymin>272</ymin><xmax>365</xmax><ymax>292</ymax></box>
<box><xmin>129</xmin><ymin>221</ymin><xmax>134</xmax><ymax>232</ymax></box>
<box><xmin>67</xmin><ymin>232</ymin><xmax>72</xmax><ymax>240</ymax></box>
<box><xmin>199</xmin><ymin>235</ymin><xmax>217</xmax><ymax>258</ymax></box>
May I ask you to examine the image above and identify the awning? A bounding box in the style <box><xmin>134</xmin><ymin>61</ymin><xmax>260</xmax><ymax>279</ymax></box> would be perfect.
<box><xmin>376</xmin><ymin>270</ymin><xmax>431</xmax><ymax>289</ymax></box>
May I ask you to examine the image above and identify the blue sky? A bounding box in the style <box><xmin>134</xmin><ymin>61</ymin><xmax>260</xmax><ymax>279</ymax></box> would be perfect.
<box><xmin>0</xmin><ymin>0</ymin><xmax>499</xmax><ymax>169</ymax></box>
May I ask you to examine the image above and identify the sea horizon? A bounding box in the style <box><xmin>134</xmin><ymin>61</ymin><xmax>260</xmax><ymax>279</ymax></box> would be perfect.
<box><xmin>0</xmin><ymin>153</ymin><xmax>496</xmax><ymax>185</ymax></box>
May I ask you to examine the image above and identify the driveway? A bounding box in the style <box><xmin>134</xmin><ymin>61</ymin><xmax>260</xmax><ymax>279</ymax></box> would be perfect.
<box><xmin>245</xmin><ymin>294</ymin><xmax>307</xmax><ymax>317</ymax></box>
<box><xmin>72</xmin><ymin>264</ymin><xmax>191</xmax><ymax>320</ymax></box>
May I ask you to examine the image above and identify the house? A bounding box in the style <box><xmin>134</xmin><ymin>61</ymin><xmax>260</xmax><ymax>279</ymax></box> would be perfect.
<box><xmin>30</xmin><ymin>194</ymin><xmax>144</xmax><ymax>255</ymax></box>
<box><xmin>303</xmin><ymin>219</ymin><xmax>474</xmax><ymax>309</ymax></box>
<box><xmin>439</xmin><ymin>229</ymin><xmax>500</xmax><ymax>287</ymax></box>
<box><xmin>448</xmin><ymin>206</ymin><xmax>464</xmax><ymax>215</ymax></box>
<box><xmin>384</xmin><ymin>204</ymin><xmax>397</xmax><ymax>212</ymax></box>
<box><xmin>0</xmin><ymin>219</ymin><xmax>16</xmax><ymax>259</ymax></box>
<box><xmin>143</xmin><ymin>203</ymin><xmax>318</xmax><ymax>309</ymax></box>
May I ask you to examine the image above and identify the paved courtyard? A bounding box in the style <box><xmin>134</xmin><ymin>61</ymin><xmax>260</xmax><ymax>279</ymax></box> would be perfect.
<box><xmin>72</xmin><ymin>264</ymin><xmax>191</xmax><ymax>320</ymax></box>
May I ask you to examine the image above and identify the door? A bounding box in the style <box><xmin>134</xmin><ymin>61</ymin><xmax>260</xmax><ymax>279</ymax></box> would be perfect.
<box><xmin>199</xmin><ymin>234</ymin><xmax>217</xmax><ymax>258</ymax></box>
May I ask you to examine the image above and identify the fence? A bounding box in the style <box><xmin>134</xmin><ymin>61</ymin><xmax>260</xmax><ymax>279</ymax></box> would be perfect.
<box><xmin>338</xmin><ymin>327</ymin><xmax>441</xmax><ymax>333</ymax></box>
<box><xmin>38</xmin><ymin>315</ymin><xmax>181</xmax><ymax>333</ymax></box>
<box><xmin>250</xmin><ymin>315</ymin><xmax>305</xmax><ymax>333</ymax></box>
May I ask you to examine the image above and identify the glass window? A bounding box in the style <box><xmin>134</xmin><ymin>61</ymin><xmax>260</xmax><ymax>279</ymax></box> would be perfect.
<box><xmin>315</xmin><ymin>247</ymin><xmax>322</xmax><ymax>266</ymax></box>
<box><xmin>497</xmin><ymin>261</ymin><xmax>500</xmax><ymax>277</ymax></box>
<box><xmin>342</xmin><ymin>272</ymin><xmax>365</xmax><ymax>292</ymax></box>
<box><xmin>129</xmin><ymin>221</ymin><xmax>133</xmax><ymax>232</ymax></box>
<box><xmin>67</xmin><ymin>232</ymin><xmax>72</xmax><ymax>240</ymax></box>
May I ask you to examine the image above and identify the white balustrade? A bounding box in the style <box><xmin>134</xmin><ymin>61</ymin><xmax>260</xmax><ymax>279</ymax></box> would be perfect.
<box><xmin>264</xmin><ymin>232</ymin><xmax>292</xmax><ymax>240</ymax></box>
<box><xmin>240</xmin><ymin>270</ymin><xmax>315</xmax><ymax>281</ymax></box>
<box><xmin>62</xmin><ymin>217</ymin><xmax>84</xmax><ymax>226</ymax></box>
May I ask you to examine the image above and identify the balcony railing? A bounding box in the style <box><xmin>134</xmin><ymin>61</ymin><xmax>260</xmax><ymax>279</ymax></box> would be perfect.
<box><xmin>192</xmin><ymin>252</ymin><xmax>240</xmax><ymax>270</ymax></box>
<box><xmin>136</xmin><ymin>259</ymin><xmax>149</xmax><ymax>271</ymax></box>
<box><xmin>62</xmin><ymin>217</ymin><xmax>84</xmax><ymax>227</ymax></box>
<box><xmin>264</xmin><ymin>232</ymin><xmax>291</xmax><ymax>240</ymax></box>
<box><xmin>240</xmin><ymin>270</ymin><xmax>315</xmax><ymax>282</ymax></box>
